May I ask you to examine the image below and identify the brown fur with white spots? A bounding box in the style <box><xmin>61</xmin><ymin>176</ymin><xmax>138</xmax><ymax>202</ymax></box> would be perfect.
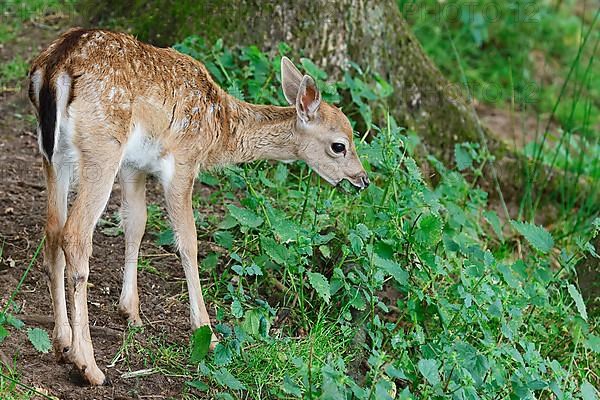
<box><xmin>28</xmin><ymin>28</ymin><xmax>368</xmax><ymax>385</ymax></box>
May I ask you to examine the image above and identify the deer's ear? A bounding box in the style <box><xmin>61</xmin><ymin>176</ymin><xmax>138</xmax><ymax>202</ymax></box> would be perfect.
<box><xmin>281</xmin><ymin>56</ymin><xmax>304</xmax><ymax>105</ymax></box>
<box><xmin>296</xmin><ymin>75</ymin><xmax>321</xmax><ymax>123</ymax></box>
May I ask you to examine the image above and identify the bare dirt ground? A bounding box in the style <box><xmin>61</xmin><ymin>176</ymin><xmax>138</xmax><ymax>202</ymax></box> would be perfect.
<box><xmin>0</xmin><ymin>22</ymin><xmax>215</xmax><ymax>400</ymax></box>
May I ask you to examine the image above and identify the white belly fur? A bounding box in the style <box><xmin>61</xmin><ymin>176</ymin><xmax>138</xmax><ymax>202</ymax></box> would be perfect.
<box><xmin>122</xmin><ymin>125</ymin><xmax>175</xmax><ymax>186</ymax></box>
<box><xmin>52</xmin><ymin>119</ymin><xmax>175</xmax><ymax>188</ymax></box>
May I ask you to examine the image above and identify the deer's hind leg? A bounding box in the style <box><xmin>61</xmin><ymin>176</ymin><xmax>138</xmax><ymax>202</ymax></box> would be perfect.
<box><xmin>61</xmin><ymin>128</ymin><xmax>123</xmax><ymax>386</ymax></box>
<box><xmin>118</xmin><ymin>166</ymin><xmax>147</xmax><ymax>326</ymax></box>
<box><xmin>42</xmin><ymin>157</ymin><xmax>72</xmax><ymax>362</ymax></box>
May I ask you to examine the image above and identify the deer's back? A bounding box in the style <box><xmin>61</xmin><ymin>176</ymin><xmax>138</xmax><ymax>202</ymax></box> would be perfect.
<box><xmin>29</xmin><ymin>28</ymin><xmax>231</xmax><ymax>170</ymax></box>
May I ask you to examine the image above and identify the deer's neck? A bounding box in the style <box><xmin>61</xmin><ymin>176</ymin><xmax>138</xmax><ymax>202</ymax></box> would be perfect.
<box><xmin>219</xmin><ymin>98</ymin><xmax>299</xmax><ymax>164</ymax></box>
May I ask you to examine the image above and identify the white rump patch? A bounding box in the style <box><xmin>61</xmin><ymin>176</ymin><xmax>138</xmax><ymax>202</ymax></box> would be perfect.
<box><xmin>31</xmin><ymin>70</ymin><xmax>43</xmax><ymax>107</ymax></box>
<box><xmin>53</xmin><ymin>73</ymin><xmax>72</xmax><ymax>159</ymax></box>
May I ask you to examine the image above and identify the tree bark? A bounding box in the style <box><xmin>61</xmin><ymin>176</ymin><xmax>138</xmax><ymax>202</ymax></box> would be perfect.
<box><xmin>577</xmin><ymin>236</ymin><xmax>600</xmax><ymax>318</ymax></box>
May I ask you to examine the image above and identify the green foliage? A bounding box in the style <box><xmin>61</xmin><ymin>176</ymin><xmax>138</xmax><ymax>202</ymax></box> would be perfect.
<box><xmin>190</xmin><ymin>326</ymin><xmax>212</xmax><ymax>363</ymax></box>
<box><xmin>567</xmin><ymin>284</ymin><xmax>589</xmax><ymax>322</ymax></box>
<box><xmin>173</xmin><ymin>35</ymin><xmax>391</xmax><ymax>131</ymax></box>
<box><xmin>26</xmin><ymin>328</ymin><xmax>51</xmax><ymax>354</ymax></box>
<box><xmin>511</xmin><ymin>220</ymin><xmax>555</xmax><ymax>253</ymax></box>
<box><xmin>307</xmin><ymin>272</ymin><xmax>331</xmax><ymax>304</ymax></box>
<box><xmin>0</xmin><ymin>56</ymin><xmax>28</xmax><ymax>91</ymax></box>
<box><xmin>402</xmin><ymin>0</ymin><xmax>600</xmax><ymax>228</ymax></box>
<box><xmin>400</xmin><ymin>0</ymin><xmax>599</xmax><ymax>132</ymax></box>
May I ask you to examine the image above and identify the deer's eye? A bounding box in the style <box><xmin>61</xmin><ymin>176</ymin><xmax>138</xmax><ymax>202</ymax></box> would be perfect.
<box><xmin>331</xmin><ymin>143</ymin><xmax>346</xmax><ymax>154</ymax></box>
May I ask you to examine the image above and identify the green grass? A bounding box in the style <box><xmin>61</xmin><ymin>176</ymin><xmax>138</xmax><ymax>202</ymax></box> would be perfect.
<box><xmin>0</xmin><ymin>1</ymin><xmax>76</xmax><ymax>91</ymax></box>
<box><xmin>122</xmin><ymin>316</ymin><xmax>358</xmax><ymax>398</ymax></box>
<box><xmin>400</xmin><ymin>0</ymin><xmax>600</xmax><ymax>134</ymax></box>
<box><xmin>0</xmin><ymin>366</ymin><xmax>35</xmax><ymax>400</ymax></box>
<box><xmin>0</xmin><ymin>0</ymin><xmax>75</xmax><ymax>43</ymax></box>
<box><xmin>0</xmin><ymin>56</ymin><xmax>29</xmax><ymax>91</ymax></box>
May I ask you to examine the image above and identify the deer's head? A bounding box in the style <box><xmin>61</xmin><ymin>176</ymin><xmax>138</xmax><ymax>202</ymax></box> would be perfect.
<box><xmin>281</xmin><ymin>57</ymin><xmax>369</xmax><ymax>190</ymax></box>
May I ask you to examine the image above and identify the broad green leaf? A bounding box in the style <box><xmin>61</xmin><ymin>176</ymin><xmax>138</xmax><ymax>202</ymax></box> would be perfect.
<box><xmin>375</xmin><ymin>379</ymin><xmax>395</xmax><ymax>400</ymax></box>
<box><xmin>356</xmin><ymin>223</ymin><xmax>371</xmax><ymax>239</ymax></box>
<box><xmin>186</xmin><ymin>380</ymin><xmax>209</xmax><ymax>391</ymax></box>
<box><xmin>313</xmin><ymin>232</ymin><xmax>335</xmax><ymax>246</ymax></box>
<box><xmin>261</xmin><ymin>235</ymin><xmax>288</xmax><ymax>265</ymax></box>
<box><xmin>213</xmin><ymin>343</ymin><xmax>233</xmax><ymax>366</ymax></box>
<box><xmin>198</xmin><ymin>172</ymin><xmax>220</xmax><ymax>187</ymax></box>
<box><xmin>258</xmin><ymin>171</ymin><xmax>276</xmax><ymax>188</ymax></box>
<box><xmin>231</xmin><ymin>299</ymin><xmax>244</xmax><ymax>319</ymax></box>
<box><xmin>385</xmin><ymin>365</ymin><xmax>408</xmax><ymax>380</ymax></box>
<box><xmin>567</xmin><ymin>284</ymin><xmax>588</xmax><ymax>321</ymax></box>
<box><xmin>213</xmin><ymin>368</ymin><xmax>246</xmax><ymax>390</ymax></box>
<box><xmin>585</xmin><ymin>334</ymin><xmax>600</xmax><ymax>354</ymax></box>
<box><xmin>271</xmin><ymin>218</ymin><xmax>299</xmax><ymax>243</ymax></box>
<box><xmin>201</xmin><ymin>253</ymin><xmax>219</xmax><ymax>270</ymax></box>
<box><xmin>0</xmin><ymin>325</ymin><xmax>8</xmax><ymax>344</ymax></box>
<box><xmin>282</xmin><ymin>375</ymin><xmax>302</xmax><ymax>397</ymax></box>
<box><xmin>319</xmin><ymin>245</ymin><xmax>331</xmax><ymax>258</ymax></box>
<box><xmin>349</xmin><ymin>288</ymin><xmax>366</xmax><ymax>311</ymax></box>
<box><xmin>227</xmin><ymin>82</ymin><xmax>244</xmax><ymax>100</ymax></box>
<box><xmin>300</xmin><ymin>58</ymin><xmax>328</xmax><ymax>80</ymax></box>
<box><xmin>274</xmin><ymin>163</ymin><xmax>288</xmax><ymax>183</ymax></box>
<box><xmin>218</xmin><ymin>215</ymin><xmax>238</xmax><ymax>230</ymax></box>
<box><xmin>5</xmin><ymin>314</ymin><xmax>24</xmax><ymax>330</ymax></box>
<box><xmin>242</xmin><ymin>309</ymin><xmax>262</xmax><ymax>336</ymax></box>
<box><xmin>455</xmin><ymin>144</ymin><xmax>473</xmax><ymax>171</ymax></box>
<box><xmin>27</xmin><ymin>328</ymin><xmax>51</xmax><ymax>353</ymax></box>
<box><xmin>511</xmin><ymin>221</ymin><xmax>554</xmax><ymax>253</ymax></box>
<box><xmin>307</xmin><ymin>272</ymin><xmax>331</xmax><ymax>303</ymax></box>
<box><xmin>190</xmin><ymin>326</ymin><xmax>212</xmax><ymax>363</ymax></box>
<box><xmin>417</xmin><ymin>359</ymin><xmax>441</xmax><ymax>386</ymax></box>
<box><xmin>483</xmin><ymin>210</ymin><xmax>504</xmax><ymax>242</ymax></box>
<box><xmin>455</xmin><ymin>342</ymin><xmax>489</xmax><ymax>386</ymax></box>
<box><xmin>349</xmin><ymin>232</ymin><xmax>363</xmax><ymax>254</ymax></box>
<box><xmin>414</xmin><ymin>215</ymin><xmax>443</xmax><ymax>246</ymax></box>
<box><xmin>581</xmin><ymin>381</ymin><xmax>597</xmax><ymax>400</ymax></box>
<box><xmin>374</xmin><ymin>254</ymin><xmax>408</xmax><ymax>284</ymax></box>
<box><xmin>226</xmin><ymin>204</ymin><xmax>263</xmax><ymax>228</ymax></box>
<box><xmin>214</xmin><ymin>231</ymin><xmax>234</xmax><ymax>249</ymax></box>
<box><xmin>155</xmin><ymin>229</ymin><xmax>175</xmax><ymax>246</ymax></box>
<box><xmin>404</xmin><ymin>157</ymin><xmax>423</xmax><ymax>183</ymax></box>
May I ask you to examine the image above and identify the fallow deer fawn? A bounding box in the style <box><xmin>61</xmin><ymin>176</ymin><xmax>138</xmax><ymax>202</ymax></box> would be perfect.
<box><xmin>28</xmin><ymin>28</ymin><xmax>369</xmax><ymax>385</ymax></box>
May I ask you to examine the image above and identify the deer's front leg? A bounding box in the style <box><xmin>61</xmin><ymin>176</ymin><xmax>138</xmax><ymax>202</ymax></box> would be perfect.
<box><xmin>163</xmin><ymin>169</ymin><xmax>217</xmax><ymax>347</ymax></box>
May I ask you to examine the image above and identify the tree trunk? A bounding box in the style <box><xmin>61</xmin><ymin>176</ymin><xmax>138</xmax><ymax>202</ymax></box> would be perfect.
<box><xmin>577</xmin><ymin>236</ymin><xmax>600</xmax><ymax>318</ymax></box>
